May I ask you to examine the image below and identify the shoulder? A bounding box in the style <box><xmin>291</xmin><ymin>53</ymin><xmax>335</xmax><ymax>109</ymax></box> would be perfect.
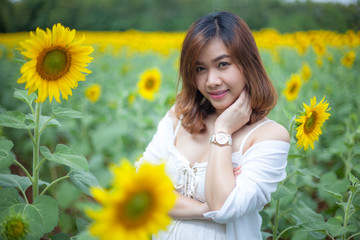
<box><xmin>251</xmin><ymin>119</ymin><xmax>290</xmax><ymax>144</ymax></box>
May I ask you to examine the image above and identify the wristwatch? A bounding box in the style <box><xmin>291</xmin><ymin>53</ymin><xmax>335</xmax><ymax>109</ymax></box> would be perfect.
<box><xmin>209</xmin><ymin>131</ymin><xmax>232</xmax><ymax>146</ymax></box>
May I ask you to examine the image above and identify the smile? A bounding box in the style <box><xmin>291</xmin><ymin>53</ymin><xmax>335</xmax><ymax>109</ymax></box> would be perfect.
<box><xmin>209</xmin><ymin>90</ymin><xmax>229</xmax><ymax>99</ymax></box>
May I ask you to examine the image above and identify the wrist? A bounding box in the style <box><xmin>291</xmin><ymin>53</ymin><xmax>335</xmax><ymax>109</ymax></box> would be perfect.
<box><xmin>214</xmin><ymin>124</ymin><xmax>232</xmax><ymax>135</ymax></box>
<box><xmin>209</xmin><ymin>131</ymin><xmax>232</xmax><ymax>146</ymax></box>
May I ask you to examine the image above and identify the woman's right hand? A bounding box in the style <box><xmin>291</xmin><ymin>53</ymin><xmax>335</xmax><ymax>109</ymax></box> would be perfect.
<box><xmin>214</xmin><ymin>90</ymin><xmax>252</xmax><ymax>135</ymax></box>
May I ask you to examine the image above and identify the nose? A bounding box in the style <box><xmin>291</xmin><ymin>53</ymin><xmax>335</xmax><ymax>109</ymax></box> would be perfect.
<box><xmin>206</xmin><ymin>70</ymin><xmax>222</xmax><ymax>88</ymax></box>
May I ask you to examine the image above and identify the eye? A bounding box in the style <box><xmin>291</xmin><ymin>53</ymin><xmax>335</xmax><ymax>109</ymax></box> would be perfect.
<box><xmin>196</xmin><ymin>66</ymin><xmax>206</xmax><ymax>73</ymax></box>
<box><xmin>218</xmin><ymin>62</ymin><xmax>230</xmax><ymax>68</ymax></box>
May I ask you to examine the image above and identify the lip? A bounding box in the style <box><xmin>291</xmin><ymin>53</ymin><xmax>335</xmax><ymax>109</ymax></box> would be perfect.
<box><xmin>209</xmin><ymin>90</ymin><xmax>229</xmax><ymax>99</ymax></box>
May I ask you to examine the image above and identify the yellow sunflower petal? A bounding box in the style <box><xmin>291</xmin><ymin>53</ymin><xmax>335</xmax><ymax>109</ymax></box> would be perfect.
<box><xmin>86</xmin><ymin>160</ymin><xmax>176</xmax><ymax>240</ymax></box>
<box><xmin>17</xmin><ymin>23</ymin><xmax>93</xmax><ymax>103</ymax></box>
<box><xmin>295</xmin><ymin>96</ymin><xmax>331</xmax><ymax>150</ymax></box>
<box><xmin>137</xmin><ymin>68</ymin><xmax>162</xmax><ymax>101</ymax></box>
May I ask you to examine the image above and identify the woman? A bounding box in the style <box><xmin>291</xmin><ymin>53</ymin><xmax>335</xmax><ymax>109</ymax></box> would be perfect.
<box><xmin>136</xmin><ymin>11</ymin><xmax>290</xmax><ymax>240</ymax></box>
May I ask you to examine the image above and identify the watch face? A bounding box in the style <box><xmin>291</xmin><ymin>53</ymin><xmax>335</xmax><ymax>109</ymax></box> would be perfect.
<box><xmin>216</xmin><ymin>132</ymin><xmax>228</xmax><ymax>145</ymax></box>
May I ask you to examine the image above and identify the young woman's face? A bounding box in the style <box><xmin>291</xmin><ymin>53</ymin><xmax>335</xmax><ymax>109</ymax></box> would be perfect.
<box><xmin>195</xmin><ymin>38</ymin><xmax>246</xmax><ymax>115</ymax></box>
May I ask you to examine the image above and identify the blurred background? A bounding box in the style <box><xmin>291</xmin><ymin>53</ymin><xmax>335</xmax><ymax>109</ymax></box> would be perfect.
<box><xmin>0</xmin><ymin>0</ymin><xmax>359</xmax><ymax>33</ymax></box>
<box><xmin>0</xmin><ymin>0</ymin><xmax>359</xmax><ymax>239</ymax></box>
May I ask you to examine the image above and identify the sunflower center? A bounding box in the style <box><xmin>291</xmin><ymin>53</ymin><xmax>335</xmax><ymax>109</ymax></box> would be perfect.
<box><xmin>304</xmin><ymin>112</ymin><xmax>317</xmax><ymax>134</ymax></box>
<box><xmin>37</xmin><ymin>46</ymin><xmax>71</xmax><ymax>81</ymax></box>
<box><xmin>124</xmin><ymin>192</ymin><xmax>151</xmax><ymax>220</ymax></box>
<box><xmin>4</xmin><ymin>218</ymin><xmax>27</xmax><ymax>239</ymax></box>
<box><xmin>145</xmin><ymin>78</ymin><xmax>155</xmax><ymax>90</ymax></box>
<box><xmin>289</xmin><ymin>83</ymin><xmax>298</xmax><ymax>94</ymax></box>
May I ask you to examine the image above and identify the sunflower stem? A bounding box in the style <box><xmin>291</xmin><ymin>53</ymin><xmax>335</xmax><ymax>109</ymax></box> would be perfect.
<box><xmin>272</xmin><ymin>198</ymin><xmax>281</xmax><ymax>239</ymax></box>
<box><xmin>35</xmin><ymin>158</ymin><xmax>47</xmax><ymax>172</ymax></box>
<box><xmin>25</xmin><ymin>128</ymin><xmax>35</xmax><ymax>145</ymax></box>
<box><xmin>40</xmin><ymin>174</ymin><xmax>70</xmax><ymax>196</ymax></box>
<box><xmin>39</xmin><ymin>115</ymin><xmax>55</xmax><ymax>135</ymax></box>
<box><xmin>342</xmin><ymin>190</ymin><xmax>354</xmax><ymax>240</ymax></box>
<box><xmin>344</xmin><ymin>149</ymin><xmax>352</xmax><ymax>180</ymax></box>
<box><xmin>13</xmin><ymin>159</ymin><xmax>33</xmax><ymax>184</ymax></box>
<box><xmin>347</xmin><ymin>231</ymin><xmax>360</xmax><ymax>240</ymax></box>
<box><xmin>32</xmin><ymin>102</ymin><xmax>42</xmax><ymax>201</ymax></box>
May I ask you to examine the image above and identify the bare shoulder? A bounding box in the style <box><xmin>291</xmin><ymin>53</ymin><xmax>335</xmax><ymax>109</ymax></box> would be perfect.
<box><xmin>253</xmin><ymin>120</ymin><xmax>290</xmax><ymax>143</ymax></box>
<box><xmin>168</xmin><ymin>105</ymin><xmax>179</xmax><ymax>130</ymax></box>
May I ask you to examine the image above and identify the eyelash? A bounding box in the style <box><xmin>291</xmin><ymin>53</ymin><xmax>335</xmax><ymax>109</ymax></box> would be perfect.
<box><xmin>195</xmin><ymin>62</ymin><xmax>230</xmax><ymax>72</ymax></box>
<box><xmin>218</xmin><ymin>62</ymin><xmax>230</xmax><ymax>68</ymax></box>
<box><xmin>196</xmin><ymin>66</ymin><xmax>205</xmax><ymax>72</ymax></box>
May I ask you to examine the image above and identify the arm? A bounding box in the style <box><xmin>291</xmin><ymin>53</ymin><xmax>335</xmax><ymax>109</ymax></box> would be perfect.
<box><xmin>169</xmin><ymin>192</ymin><xmax>210</xmax><ymax>220</ymax></box>
<box><xmin>204</xmin><ymin>141</ymin><xmax>290</xmax><ymax>223</ymax></box>
<box><xmin>205</xmin><ymin>91</ymin><xmax>252</xmax><ymax>211</ymax></box>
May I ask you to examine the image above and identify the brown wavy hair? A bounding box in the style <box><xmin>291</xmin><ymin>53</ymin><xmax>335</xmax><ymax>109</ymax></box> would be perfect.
<box><xmin>175</xmin><ymin>11</ymin><xmax>277</xmax><ymax>134</ymax></box>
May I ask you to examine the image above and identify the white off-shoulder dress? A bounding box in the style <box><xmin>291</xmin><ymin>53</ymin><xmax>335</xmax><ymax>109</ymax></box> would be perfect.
<box><xmin>135</xmin><ymin>112</ymin><xmax>290</xmax><ymax>240</ymax></box>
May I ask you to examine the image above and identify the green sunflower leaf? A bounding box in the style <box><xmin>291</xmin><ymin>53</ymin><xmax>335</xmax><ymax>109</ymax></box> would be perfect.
<box><xmin>0</xmin><ymin>139</ymin><xmax>15</xmax><ymax>169</ymax></box>
<box><xmin>290</xmin><ymin>201</ymin><xmax>326</xmax><ymax>231</ymax></box>
<box><xmin>325</xmin><ymin>217</ymin><xmax>348</xmax><ymax>237</ymax></box>
<box><xmin>26</xmin><ymin>113</ymin><xmax>61</xmax><ymax>129</ymax></box>
<box><xmin>272</xmin><ymin>182</ymin><xmax>298</xmax><ymax>200</ymax></box>
<box><xmin>349</xmin><ymin>172</ymin><xmax>359</xmax><ymax>185</ymax></box>
<box><xmin>322</xmin><ymin>188</ymin><xmax>343</xmax><ymax>202</ymax></box>
<box><xmin>0</xmin><ymin>111</ymin><xmax>28</xmax><ymax>129</ymax></box>
<box><xmin>51</xmin><ymin>233</ymin><xmax>72</xmax><ymax>240</ymax></box>
<box><xmin>0</xmin><ymin>189</ymin><xmax>58</xmax><ymax>240</ymax></box>
<box><xmin>9</xmin><ymin>195</ymin><xmax>59</xmax><ymax>240</ymax></box>
<box><xmin>75</xmin><ymin>230</ymin><xmax>99</xmax><ymax>240</ymax></box>
<box><xmin>69</xmin><ymin>170</ymin><xmax>100</xmax><ymax>196</ymax></box>
<box><xmin>0</xmin><ymin>188</ymin><xmax>24</xmax><ymax>215</ymax></box>
<box><xmin>76</xmin><ymin>218</ymin><xmax>90</xmax><ymax>233</ymax></box>
<box><xmin>52</xmin><ymin>106</ymin><xmax>88</xmax><ymax>119</ymax></box>
<box><xmin>0</xmin><ymin>174</ymin><xmax>49</xmax><ymax>192</ymax></box>
<box><xmin>40</xmin><ymin>144</ymin><xmax>89</xmax><ymax>171</ymax></box>
<box><xmin>14</xmin><ymin>89</ymin><xmax>37</xmax><ymax>108</ymax></box>
<box><xmin>293</xmin><ymin>168</ymin><xmax>320</xmax><ymax>179</ymax></box>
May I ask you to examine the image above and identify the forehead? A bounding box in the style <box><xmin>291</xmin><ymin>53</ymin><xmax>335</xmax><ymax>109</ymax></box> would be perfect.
<box><xmin>197</xmin><ymin>38</ymin><xmax>230</xmax><ymax>61</ymax></box>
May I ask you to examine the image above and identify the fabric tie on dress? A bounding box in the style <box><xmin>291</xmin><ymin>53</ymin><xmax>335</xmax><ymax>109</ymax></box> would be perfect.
<box><xmin>174</xmin><ymin>166</ymin><xmax>197</xmax><ymax>198</ymax></box>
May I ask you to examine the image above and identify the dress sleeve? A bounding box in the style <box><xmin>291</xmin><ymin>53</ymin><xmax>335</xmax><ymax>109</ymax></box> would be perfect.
<box><xmin>203</xmin><ymin>141</ymin><xmax>290</xmax><ymax>224</ymax></box>
<box><xmin>135</xmin><ymin>112</ymin><xmax>174</xmax><ymax>169</ymax></box>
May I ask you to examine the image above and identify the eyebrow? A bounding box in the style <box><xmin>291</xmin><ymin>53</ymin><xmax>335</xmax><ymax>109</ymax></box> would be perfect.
<box><xmin>195</xmin><ymin>54</ymin><xmax>231</xmax><ymax>65</ymax></box>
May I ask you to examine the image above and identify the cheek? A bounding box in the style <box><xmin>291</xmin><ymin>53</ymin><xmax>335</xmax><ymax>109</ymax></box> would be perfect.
<box><xmin>195</xmin><ymin>77</ymin><xmax>205</xmax><ymax>90</ymax></box>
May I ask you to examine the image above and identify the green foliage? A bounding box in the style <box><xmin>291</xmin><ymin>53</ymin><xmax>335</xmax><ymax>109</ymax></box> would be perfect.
<box><xmin>69</xmin><ymin>170</ymin><xmax>100</xmax><ymax>196</ymax></box>
<box><xmin>1</xmin><ymin>0</ymin><xmax>359</xmax><ymax>33</ymax></box>
<box><xmin>0</xmin><ymin>39</ymin><xmax>359</xmax><ymax>238</ymax></box>
<box><xmin>0</xmin><ymin>140</ymin><xmax>14</xmax><ymax>168</ymax></box>
<box><xmin>0</xmin><ymin>89</ymin><xmax>100</xmax><ymax>238</ymax></box>
<box><xmin>0</xmin><ymin>188</ymin><xmax>59</xmax><ymax>240</ymax></box>
<box><xmin>40</xmin><ymin>144</ymin><xmax>89</xmax><ymax>171</ymax></box>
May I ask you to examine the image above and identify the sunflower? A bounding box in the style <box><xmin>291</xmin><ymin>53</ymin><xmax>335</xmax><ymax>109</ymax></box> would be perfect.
<box><xmin>300</xmin><ymin>63</ymin><xmax>311</xmax><ymax>82</ymax></box>
<box><xmin>283</xmin><ymin>74</ymin><xmax>302</xmax><ymax>101</ymax></box>
<box><xmin>18</xmin><ymin>23</ymin><xmax>93</xmax><ymax>103</ymax></box>
<box><xmin>85</xmin><ymin>84</ymin><xmax>101</xmax><ymax>103</ymax></box>
<box><xmin>312</xmin><ymin>41</ymin><xmax>326</xmax><ymax>56</ymax></box>
<box><xmin>295</xmin><ymin>96</ymin><xmax>331</xmax><ymax>150</ymax></box>
<box><xmin>86</xmin><ymin>160</ymin><xmax>176</xmax><ymax>240</ymax></box>
<box><xmin>137</xmin><ymin>68</ymin><xmax>161</xmax><ymax>101</ymax></box>
<box><xmin>341</xmin><ymin>51</ymin><xmax>356</xmax><ymax>68</ymax></box>
<box><xmin>0</xmin><ymin>213</ymin><xmax>29</xmax><ymax>240</ymax></box>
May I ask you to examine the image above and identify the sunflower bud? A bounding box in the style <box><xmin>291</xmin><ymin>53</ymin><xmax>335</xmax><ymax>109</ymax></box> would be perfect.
<box><xmin>1</xmin><ymin>214</ymin><xmax>29</xmax><ymax>240</ymax></box>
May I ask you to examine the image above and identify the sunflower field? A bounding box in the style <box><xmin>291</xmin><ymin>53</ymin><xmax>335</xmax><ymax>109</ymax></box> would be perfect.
<box><xmin>0</xmin><ymin>27</ymin><xmax>359</xmax><ymax>240</ymax></box>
